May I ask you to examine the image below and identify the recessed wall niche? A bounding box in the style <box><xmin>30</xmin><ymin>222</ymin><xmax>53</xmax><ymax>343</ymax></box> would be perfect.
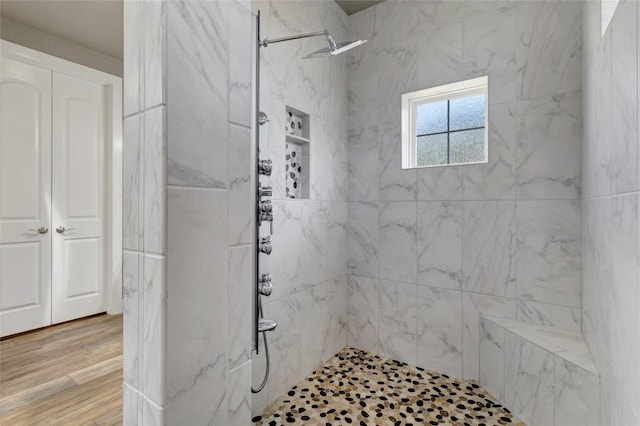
<box><xmin>285</xmin><ymin>106</ymin><xmax>310</xmax><ymax>199</ymax></box>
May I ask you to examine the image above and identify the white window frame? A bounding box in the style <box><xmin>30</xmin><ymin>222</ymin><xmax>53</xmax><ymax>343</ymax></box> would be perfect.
<box><xmin>401</xmin><ymin>76</ymin><xmax>489</xmax><ymax>169</ymax></box>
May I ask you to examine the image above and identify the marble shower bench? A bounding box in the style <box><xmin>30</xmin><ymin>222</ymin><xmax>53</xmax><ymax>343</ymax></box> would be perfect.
<box><xmin>479</xmin><ymin>316</ymin><xmax>599</xmax><ymax>426</ymax></box>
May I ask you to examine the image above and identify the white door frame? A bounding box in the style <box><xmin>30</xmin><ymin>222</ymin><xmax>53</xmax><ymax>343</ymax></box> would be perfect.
<box><xmin>1</xmin><ymin>40</ymin><xmax>123</xmax><ymax>315</ymax></box>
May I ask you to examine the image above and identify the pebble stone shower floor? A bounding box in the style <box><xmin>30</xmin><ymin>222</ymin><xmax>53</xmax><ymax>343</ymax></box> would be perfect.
<box><xmin>252</xmin><ymin>347</ymin><xmax>524</xmax><ymax>426</ymax></box>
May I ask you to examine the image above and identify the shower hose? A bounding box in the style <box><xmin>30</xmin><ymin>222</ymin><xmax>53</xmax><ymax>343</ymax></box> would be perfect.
<box><xmin>251</xmin><ymin>295</ymin><xmax>270</xmax><ymax>393</ymax></box>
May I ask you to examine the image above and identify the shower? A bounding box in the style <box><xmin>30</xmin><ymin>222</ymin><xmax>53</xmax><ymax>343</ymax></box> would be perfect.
<box><xmin>251</xmin><ymin>11</ymin><xmax>367</xmax><ymax>394</ymax></box>
<box><xmin>259</xmin><ymin>29</ymin><xmax>367</xmax><ymax>59</ymax></box>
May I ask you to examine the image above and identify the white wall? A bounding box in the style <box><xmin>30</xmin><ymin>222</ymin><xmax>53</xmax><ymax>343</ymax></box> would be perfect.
<box><xmin>582</xmin><ymin>0</ymin><xmax>640</xmax><ymax>424</ymax></box>
<box><xmin>0</xmin><ymin>17</ymin><xmax>122</xmax><ymax>76</ymax></box>
<box><xmin>347</xmin><ymin>0</ymin><xmax>582</xmax><ymax>382</ymax></box>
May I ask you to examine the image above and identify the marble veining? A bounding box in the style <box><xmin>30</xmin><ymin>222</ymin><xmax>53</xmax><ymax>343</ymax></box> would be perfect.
<box><xmin>516</xmin><ymin>300</ymin><xmax>581</xmax><ymax>331</ymax></box>
<box><xmin>227</xmin><ymin>362</ymin><xmax>252</xmax><ymax>426</ymax></box>
<box><xmin>123</xmin><ymin>250</ymin><xmax>140</xmax><ymax>388</ymax></box>
<box><xmin>123</xmin><ymin>115</ymin><xmax>142</xmax><ymax>251</ymax></box>
<box><xmin>263</xmin><ymin>295</ymin><xmax>303</xmax><ymax>404</ymax></box>
<box><xmin>553</xmin><ymin>357</ymin><xmax>600</xmax><ymax>426</ymax></box>
<box><xmin>484</xmin><ymin>316</ymin><xmax>597</xmax><ymax>375</ymax></box>
<box><xmin>417</xmin><ymin>286</ymin><xmax>463</xmax><ymax>378</ymax></box>
<box><xmin>378</xmin><ymin>280</ymin><xmax>418</xmax><ymax>365</ymax></box>
<box><xmin>462</xmin><ymin>102</ymin><xmax>517</xmax><ymax>201</ymax></box>
<box><xmin>462</xmin><ymin>293</ymin><xmax>516</xmax><ymax>381</ymax></box>
<box><xmin>516</xmin><ymin>200</ymin><xmax>581</xmax><ymax>308</ymax></box>
<box><xmin>347</xmin><ymin>202</ymin><xmax>378</xmax><ymax>278</ymax></box>
<box><xmin>300</xmin><ymin>279</ymin><xmax>347</xmax><ymax>375</ymax></box>
<box><xmin>228</xmin><ymin>124</ymin><xmax>253</xmax><ymax>246</ymax></box>
<box><xmin>378</xmin><ymin>202</ymin><xmax>417</xmax><ymax>283</ymax></box>
<box><xmin>268</xmin><ymin>200</ymin><xmax>302</xmax><ymax>300</ymax></box>
<box><xmin>123</xmin><ymin>0</ymin><xmax>140</xmax><ymax>116</ymax></box>
<box><xmin>417</xmin><ymin>166</ymin><xmax>462</xmax><ymax>201</ymax></box>
<box><xmin>462</xmin><ymin>201</ymin><xmax>516</xmax><ymax>298</ymax></box>
<box><xmin>462</xmin><ymin>1</ymin><xmax>519</xmax><ymax>105</ymax></box>
<box><xmin>416</xmin><ymin>2</ymin><xmax>464</xmax><ymax>90</ymax></box>
<box><xmin>378</xmin><ymin>124</ymin><xmax>417</xmax><ymax>202</ymax></box>
<box><xmin>346</xmin><ymin>275</ymin><xmax>379</xmax><ymax>355</ymax></box>
<box><xmin>417</xmin><ymin>201</ymin><xmax>462</xmax><ymax>290</ymax></box>
<box><xmin>346</xmin><ymin>0</ymin><xmax>584</xmax><ymax>411</ymax></box>
<box><xmin>504</xmin><ymin>330</ymin><xmax>554</xmax><ymax>426</ymax></box>
<box><xmin>479</xmin><ymin>317</ymin><xmax>505</xmax><ymax>401</ymax></box>
<box><xmin>516</xmin><ymin>91</ymin><xmax>581</xmax><ymax>200</ymax></box>
<box><xmin>517</xmin><ymin>1</ymin><xmax>582</xmax><ymax>100</ymax></box>
<box><xmin>480</xmin><ymin>317</ymin><xmax>600</xmax><ymax>426</ymax></box>
<box><xmin>143</xmin><ymin>107</ymin><xmax>166</xmax><ymax>255</ymax></box>
<box><xmin>167</xmin><ymin>0</ymin><xmax>228</xmax><ymax>189</ymax></box>
<box><xmin>143</xmin><ymin>0</ymin><xmax>165</xmax><ymax>110</ymax></box>
<box><xmin>348</xmin><ymin>125</ymin><xmax>379</xmax><ymax>202</ymax></box>
<box><xmin>228</xmin><ymin>246</ymin><xmax>252</xmax><ymax>370</ymax></box>
<box><xmin>142</xmin><ymin>254</ymin><xmax>165</xmax><ymax>407</ymax></box>
<box><xmin>610</xmin><ymin>0</ymin><xmax>637</xmax><ymax>195</ymax></box>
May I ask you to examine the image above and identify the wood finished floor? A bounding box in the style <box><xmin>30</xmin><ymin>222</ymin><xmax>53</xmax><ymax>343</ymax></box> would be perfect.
<box><xmin>0</xmin><ymin>314</ymin><xmax>123</xmax><ymax>425</ymax></box>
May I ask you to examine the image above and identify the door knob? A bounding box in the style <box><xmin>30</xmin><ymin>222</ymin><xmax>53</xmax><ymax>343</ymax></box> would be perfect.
<box><xmin>28</xmin><ymin>226</ymin><xmax>49</xmax><ymax>235</ymax></box>
<box><xmin>56</xmin><ymin>226</ymin><xmax>75</xmax><ymax>234</ymax></box>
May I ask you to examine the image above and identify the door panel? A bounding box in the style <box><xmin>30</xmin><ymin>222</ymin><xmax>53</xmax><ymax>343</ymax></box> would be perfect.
<box><xmin>52</xmin><ymin>72</ymin><xmax>106</xmax><ymax>324</ymax></box>
<box><xmin>0</xmin><ymin>58</ymin><xmax>52</xmax><ymax>337</ymax></box>
<box><xmin>63</xmin><ymin>238</ymin><xmax>101</xmax><ymax>299</ymax></box>
<box><xmin>66</xmin><ymin>98</ymin><xmax>101</xmax><ymax>218</ymax></box>
<box><xmin>0</xmin><ymin>243</ymin><xmax>41</xmax><ymax>309</ymax></box>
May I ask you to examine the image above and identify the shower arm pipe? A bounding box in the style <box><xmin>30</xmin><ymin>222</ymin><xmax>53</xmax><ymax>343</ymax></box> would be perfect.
<box><xmin>260</xmin><ymin>30</ymin><xmax>332</xmax><ymax>48</ymax></box>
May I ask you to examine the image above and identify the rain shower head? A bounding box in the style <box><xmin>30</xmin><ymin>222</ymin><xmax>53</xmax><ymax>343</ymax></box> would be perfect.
<box><xmin>260</xmin><ymin>29</ymin><xmax>367</xmax><ymax>59</ymax></box>
<box><xmin>303</xmin><ymin>37</ymin><xmax>367</xmax><ymax>59</ymax></box>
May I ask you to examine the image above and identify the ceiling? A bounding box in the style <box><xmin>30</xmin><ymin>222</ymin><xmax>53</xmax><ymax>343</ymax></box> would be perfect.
<box><xmin>1</xmin><ymin>0</ymin><xmax>123</xmax><ymax>60</ymax></box>
<box><xmin>335</xmin><ymin>0</ymin><xmax>385</xmax><ymax>15</ymax></box>
<box><xmin>0</xmin><ymin>0</ymin><xmax>381</xmax><ymax>61</ymax></box>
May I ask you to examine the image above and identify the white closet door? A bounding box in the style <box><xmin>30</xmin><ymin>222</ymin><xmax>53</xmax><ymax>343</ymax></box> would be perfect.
<box><xmin>0</xmin><ymin>58</ymin><xmax>52</xmax><ymax>337</ymax></box>
<box><xmin>51</xmin><ymin>72</ymin><xmax>106</xmax><ymax>324</ymax></box>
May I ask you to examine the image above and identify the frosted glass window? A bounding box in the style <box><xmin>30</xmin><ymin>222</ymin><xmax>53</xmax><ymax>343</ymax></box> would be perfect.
<box><xmin>417</xmin><ymin>134</ymin><xmax>448</xmax><ymax>166</ymax></box>
<box><xmin>402</xmin><ymin>76</ymin><xmax>488</xmax><ymax>168</ymax></box>
<box><xmin>450</xmin><ymin>129</ymin><xmax>485</xmax><ymax>164</ymax></box>
<box><xmin>450</xmin><ymin>94</ymin><xmax>485</xmax><ymax>131</ymax></box>
<box><xmin>416</xmin><ymin>101</ymin><xmax>448</xmax><ymax>135</ymax></box>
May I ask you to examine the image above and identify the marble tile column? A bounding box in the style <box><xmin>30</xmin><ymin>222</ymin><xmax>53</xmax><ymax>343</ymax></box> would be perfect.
<box><xmin>123</xmin><ymin>1</ymin><xmax>255</xmax><ymax>424</ymax></box>
<box><xmin>123</xmin><ymin>0</ymin><xmax>166</xmax><ymax>423</ymax></box>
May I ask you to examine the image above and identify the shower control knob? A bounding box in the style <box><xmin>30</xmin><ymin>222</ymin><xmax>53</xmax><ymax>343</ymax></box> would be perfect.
<box><xmin>259</xmin><ymin>274</ymin><xmax>272</xmax><ymax>296</ymax></box>
<box><xmin>258</xmin><ymin>212</ymin><xmax>273</xmax><ymax>221</ymax></box>
<box><xmin>258</xmin><ymin>200</ymin><xmax>272</xmax><ymax>213</ymax></box>
<box><xmin>258</xmin><ymin>185</ymin><xmax>273</xmax><ymax>197</ymax></box>
<box><xmin>259</xmin><ymin>281</ymin><xmax>273</xmax><ymax>296</ymax></box>
<box><xmin>259</xmin><ymin>236</ymin><xmax>273</xmax><ymax>255</ymax></box>
<box><xmin>259</xmin><ymin>243</ymin><xmax>273</xmax><ymax>255</ymax></box>
<box><xmin>258</xmin><ymin>159</ymin><xmax>272</xmax><ymax>176</ymax></box>
<box><xmin>259</xmin><ymin>273</ymin><xmax>271</xmax><ymax>284</ymax></box>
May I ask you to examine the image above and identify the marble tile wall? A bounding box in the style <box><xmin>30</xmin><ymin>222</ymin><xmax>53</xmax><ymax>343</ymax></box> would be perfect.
<box><xmin>582</xmin><ymin>0</ymin><xmax>640</xmax><ymax>424</ymax></box>
<box><xmin>347</xmin><ymin>0</ymin><xmax>583</xmax><ymax>383</ymax></box>
<box><xmin>250</xmin><ymin>0</ymin><xmax>349</xmax><ymax>415</ymax></box>
<box><xmin>122</xmin><ymin>0</ymin><xmax>167</xmax><ymax>423</ymax></box>
<box><xmin>123</xmin><ymin>1</ymin><xmax>254</xmax><ymax>424</ymax></box>
<box><xmin>479</xmin><ymin>317</ymin><xmax>599</xmax><ymax>426</ymax></box>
